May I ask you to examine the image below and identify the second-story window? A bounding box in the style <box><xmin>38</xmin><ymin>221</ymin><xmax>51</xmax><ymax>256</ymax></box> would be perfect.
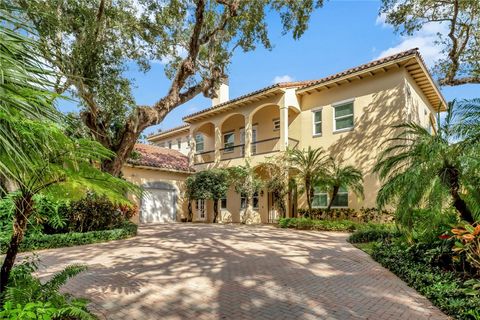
<box><xmin>168</xmin><ymin>140</ymin><xmax>172</xmax><ymax>149</ymax></box>
<box><xmin>312</xmin><ymin>109</ymin><xmax>322</xmax><ymax>136</ymax></box>
<box><xmin>273</xmin><ymin>119</ymin><xmax>280</xmax><ymax>131</ymax></box>
<box><xmin>158</xmin><ymin>142</ymin><xmax>165</xmax><ymax>148</ymax></box>
<box><xmin>223</xmin><ymin>132</ymin><xmax>235</xmax><ymax>153</ymax></box>
<box><xmin>333</xmin><ymin>101</ymin><xmax>354</xmax><ymax>132</ymax></box>
<box><xmin>195</xmin><ymin>134</ymin><xmax>204</xmax><ymax>153</ymax></box>
<box><xmin>177</xmin><ymin>138</ymin><xmax>181</xmax><ymax>149</ymax></box>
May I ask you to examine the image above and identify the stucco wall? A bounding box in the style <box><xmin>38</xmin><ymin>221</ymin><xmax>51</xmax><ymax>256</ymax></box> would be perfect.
<box><xmin>293</xmin><ymin>69</ymin><xmax>407</xmax><ymax>210</ymax></box>
<box><xmin>122</xmin><ymin>166</ymin><xmax>190</xmax><ymax>224</ymax></box>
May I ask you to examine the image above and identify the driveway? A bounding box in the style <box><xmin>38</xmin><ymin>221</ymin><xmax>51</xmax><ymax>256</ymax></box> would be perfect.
<box><xmin>34</xmin><ymin>224</ymin><xmax>448</xmax><ymax>320</ymax></box>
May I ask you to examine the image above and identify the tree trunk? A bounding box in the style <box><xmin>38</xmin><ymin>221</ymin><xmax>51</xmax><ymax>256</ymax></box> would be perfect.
<box><xmin>213</xmin><ymin>200</ymin><xmax>218</xmax><ymax>223</ymax></box>
<box><xmin>0</xmin><ymin>174</ymin><xmax>7</xmax><ymax>199</ymax></box>
<box><xmin>327</xmin><ymin>185</ymin><xmax>339</xmax><ymax>211</ymax></box>
<box><xmin>445</xmin><ymin>166</ymin><xmax>475</xmax><ymax>224</ymax></box>
<box><xmin>306</xmin><ymin>179</ymin><xmax>312</xmax><ymax>217</ymax></box>
<box><xmin>0</xmin><ymin>194</ymin><xmax>34</xmax><ymax>295</ymax></box>
<box><xmin>187</xmin><ymin>200</ymin><xmax>193</xmax><ymax>222</ymax></box>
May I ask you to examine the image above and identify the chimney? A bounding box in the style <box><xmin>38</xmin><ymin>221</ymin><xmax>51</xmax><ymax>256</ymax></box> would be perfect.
<box><xmin>212</xmin><ymin>76</ymin><xmax>229</xmax><ymax>106</ymax></box>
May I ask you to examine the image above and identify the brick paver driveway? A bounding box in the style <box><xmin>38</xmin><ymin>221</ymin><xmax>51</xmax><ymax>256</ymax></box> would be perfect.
<box><xmin>34</xmin><ymin>224</ymin><xmax>448</xmax><ymax>320</ymax></box>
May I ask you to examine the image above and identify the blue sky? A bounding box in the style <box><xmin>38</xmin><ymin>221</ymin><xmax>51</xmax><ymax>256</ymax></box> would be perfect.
<box><xmin>58</xmin><ymin>0</ymin><xmax>478</xmax><ymax>137</ymax></box>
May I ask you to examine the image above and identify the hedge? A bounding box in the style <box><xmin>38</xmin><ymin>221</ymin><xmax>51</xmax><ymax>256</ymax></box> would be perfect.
<box><xmin>0</xmin><ymin>222</ymin><xmax>137</xmax><ymax>254</ymax></box>
<box><xmin>371</xmin><ymin>242</ymin><xmax>480</xmax><ymax>319</ymax></box>
<box><xmin>348</xmin><ymin>228</ymin><xmax>401</xmax><ymax>243</ymax></box>
<box><xmin>279</xmin><ymin>217</ymin><xmax>361</xmax><ymax>232</ymax></box>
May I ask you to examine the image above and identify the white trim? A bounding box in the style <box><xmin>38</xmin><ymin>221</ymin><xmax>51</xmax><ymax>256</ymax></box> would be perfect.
<box><xmin>311</xmin><ymin>107</ymin><xmax>323</xmax><ymax>137</ymax></box>
<box><xmin>332</xmin><ymin>100</ymin><xmax>355</xmax><ymax>132</ymax></box>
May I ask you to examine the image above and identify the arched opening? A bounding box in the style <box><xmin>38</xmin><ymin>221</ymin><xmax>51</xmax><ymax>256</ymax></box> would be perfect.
<box><xmin>220</xmin><ymin>113</ymin><xmax>246</xmax><ymax>161</ymax></box>
<box><xmin>250</xmin><ymin>105</ymin><xmax>280</xmax><ymax>155</ymax></box>
<box><xmin>192</xmin><ymin>122</ymin><xmax>215</xmax><ymax>164</ymax></box>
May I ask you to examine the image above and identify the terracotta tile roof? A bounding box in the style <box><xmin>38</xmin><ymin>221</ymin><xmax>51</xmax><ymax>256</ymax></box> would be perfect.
<box><xmin>297</xmin><ymin>48</ymin><xmax>420</xmax><ymax>91</ymax></box>
<box><xmin>127</xmin><ymin>144</ymin><xmax>194</xmax><ymax>172</ymax></box>
<box><xmin>182</xmin><ymin>80</ymin><xmax>317</xmax><ymax>121</ymax></box>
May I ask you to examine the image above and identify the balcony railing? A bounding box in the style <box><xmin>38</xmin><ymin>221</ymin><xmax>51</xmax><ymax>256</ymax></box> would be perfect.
<box><xmin>194</xmin><ymin>150</ymin><xmax>215</xmax><ymax>165</ymax></box>
<box><xmin>193</xmin><ymin>138</ymin><xmax>300</xmax><ymax>165</ymax></box>
<box><xmin>251</xmin><ymin>137</ymin><xmax>280</xmax><ymax>156</ymax></box>
<box><xmin>220</xmin><ymin>144</ymin><xmax>245</xmax><ymax>161</ymax></box>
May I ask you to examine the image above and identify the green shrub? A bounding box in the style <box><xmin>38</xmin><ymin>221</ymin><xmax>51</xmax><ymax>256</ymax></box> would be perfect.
<box><xmin>348</xmin><ymin>228</ymin><xmax>401</xmax><ymax>243</ymax></box>
<box><xmin>0</xmin><ymin>257</ymin><xmax>95</xmax><ymax>320</ymax></box>
<box><xmin>371</xmin><ymin>241</ymin><xmax>480</xmax><ymax>319</ymax></box>
<box><xmin>0</xmin><ymin>222</ymin><xmax>137</xmax><ymax>254</ymax></box>
<box><xmin>62</xmin><ymin>192</ymin><xmax>138</xmax><ymax>233</ymax></box>
<box><xmin>279</xmin><ymin>217</ymin><xmax>360</xmax><ymax>232</ymax></box>
<box><xmin>297</xmin><ymin>207</ymin><xmax>393</xmax><ymax>223</ymax></box>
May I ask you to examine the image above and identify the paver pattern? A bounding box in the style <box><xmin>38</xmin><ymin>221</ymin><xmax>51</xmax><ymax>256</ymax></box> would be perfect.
<box><xmin>33</xmin><ymin>224</ymin><xmax>449</xmax><ymax>320</ymax></box>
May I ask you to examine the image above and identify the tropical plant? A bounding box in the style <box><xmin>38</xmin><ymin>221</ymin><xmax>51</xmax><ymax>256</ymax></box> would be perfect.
<box><xmin>323</xmin><ymin>158</ymin><xmax>364</xmax><ymax>211</ymax></box>
<box><xmin>227</xmin><ymin>163</ymin><xmax>262</xmax><ymax>220</ymax></box>
<box><xmin>1</xmin><ymin>257</ymin><xmax>95</xmax><ymax>319</ymax></box>
<box><xmin>259</xmin><ymin>154</ymin><xmax>290</xmax><ymax>218</ymax></box>
<box><xmin>0</xmin><ymin>13</ymin><xmax>137</xmax><ymax>294</ymax></box>
<box><xmin>374</xmin><ymin>101</ymin><xmax>480</xmax><ymax>226</ymax></box>
<box><xmin>288</xmin><ymin>146</ymin><xmax>328</xmax><ymax>215</ymax></box>
<box><xmin>184</xmin><ymin>169</ymin><xmax>230</xmax><ymax>223</ymax></box>
<box><xmin>451</xmin><ymin>223</ymin><xmax>480</xmax><ymax>274</ymax></box>
<box><xmin>12</xmin><ymin>0</ymin><xmax>323</xmax><ymax>176</ymax></box>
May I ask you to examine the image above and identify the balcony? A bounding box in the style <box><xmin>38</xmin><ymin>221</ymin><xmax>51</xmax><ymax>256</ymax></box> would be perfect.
<box><xmin>194</xmin><ymin>150</ymin><xmax>215</xmax><ymax>165</ymax></box>
<box><xmin>220</xmin><ymin>144</ymin><xmax>245</xmax><ymax>161</ymax></box>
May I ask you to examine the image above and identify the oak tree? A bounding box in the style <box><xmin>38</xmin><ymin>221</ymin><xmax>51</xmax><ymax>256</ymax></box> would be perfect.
<box><xmin>14</xmin><ymin>0</ymin><xmax>323</xmax><ymax>176</ymax></box>
<box><xmin>380</xmin><ymin>0</ymin><xmax>480</xmax><ymax>86</ymax></box>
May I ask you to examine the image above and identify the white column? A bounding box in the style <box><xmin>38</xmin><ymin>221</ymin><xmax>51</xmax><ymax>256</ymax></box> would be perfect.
<box><xmin>188</xmin><ymin>132</ymin><xmax>196</xmax><ymax>166</ymax></box>
<box><xmin>279</xmin><ymin>106</ymin><xmax>289</xmax><ymax>151</ymax></box>
<box><xmin>244</xmin><ymin>116</ymin><xmax>252</xmax><ymax>158</ymax></box>
<box><xmin>214</xmin><ymin>124</ymin><xmax>222</xmax><ymax>163</ymax></box>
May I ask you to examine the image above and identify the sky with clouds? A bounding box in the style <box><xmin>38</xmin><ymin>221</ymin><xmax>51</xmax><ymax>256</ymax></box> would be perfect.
<box><xmin>57</xmin><ymin>0</ymin><xmax>478</xmax><ymax>137</ymax></box>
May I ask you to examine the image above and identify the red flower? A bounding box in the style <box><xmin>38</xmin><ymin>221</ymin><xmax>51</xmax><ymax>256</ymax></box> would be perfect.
<box><xmin>438</xmin><ymin>234</ymin><xmax>450</xmax><ymax>240</ymax></box>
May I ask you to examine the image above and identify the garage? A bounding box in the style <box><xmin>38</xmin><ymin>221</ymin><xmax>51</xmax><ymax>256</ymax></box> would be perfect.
<box><xmin>140</xmin><ymin>182</ymin><xmax>177</xmax><ymax>223</ymax></box>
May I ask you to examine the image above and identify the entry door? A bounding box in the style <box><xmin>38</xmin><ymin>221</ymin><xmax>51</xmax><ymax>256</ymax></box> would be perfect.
<box><xmin>268</xmin><ymin>192</ymin><xmax>279</xmax><ymax>223</ymax></box>
<box><xmin>141</xmin><ymin>188</ymin><xmax>176</xmax><ymax>223</ymax></box>
<box><xmin>196</xmin><ymin>199</ymin><xmax>206</xmax><ymax>220</ymax></box>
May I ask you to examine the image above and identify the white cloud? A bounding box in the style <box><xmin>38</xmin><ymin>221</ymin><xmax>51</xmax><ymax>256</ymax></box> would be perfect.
<box><xmin>375</xmin><ymin>22</ymin><xmax>448</xmax><ymax>67</ymax></box>
<box><xmin>272</xmin><ymin>75</ymin><xmax>294</xmax><ymax>84</ymax></box>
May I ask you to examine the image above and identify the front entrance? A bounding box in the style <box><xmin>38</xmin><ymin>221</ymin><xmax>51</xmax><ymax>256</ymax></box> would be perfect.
<box><xmin>196</xmin><ymin>199</ymin><xmax>206</xmax><ymax>221</ymax></box>
<box><xmin>268</xmin><ymin>192</ymin><xmax>279</xmax><ymax>223</ymax></box>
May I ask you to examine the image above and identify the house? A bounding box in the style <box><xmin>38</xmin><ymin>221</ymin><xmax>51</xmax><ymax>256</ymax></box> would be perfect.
<box><xmin>123</xmin><ymin>144</ymin><xmax>193</xmax><ymax>223</ymax></box>
<box><xmin>142</xmin><ymin>48</ymin><xmax>446</xmax><ymax>224</ymax></box>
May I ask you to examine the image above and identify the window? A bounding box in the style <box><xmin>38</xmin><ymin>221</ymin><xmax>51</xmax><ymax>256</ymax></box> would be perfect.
<box><xmin>333</xmin><ymin>101</ymin><xmax>354</xmax><ymax>131</ymax></box>
<box><xmin>223</xmin><ymin>132</ymin><xmax>235</xmax><ymax>153</ymax></box>
<box><xmin>158</xmin><ymin>142</ymin><xmax>165</xmax><ymax>148</ymax></box>
<box><xmin>168</xmin><ymin>140</ymin><xmax>172</xmax><ymax>149</ymax></box>
<box><xmin>177</xmin><ymin>138</ymin><xmax>182</xmax><ymax>149</ymax></box>
<box><xmin>312</xmin><ymin>109</ymin><xmax>322</xmax><ymax>135</ymax></box>
<box><xmin>253</xmin><ymin>192</ymin><xmax>259</xmax><ymax>209</ymax></box>
<box><xmin>240</xmin><ymin>192</ymin><xmax>259</xmax><ymax>209</ymax></box>
<box><xmin>220</xmin><ymin>197</ymin><xmax>227</xmax><ymax>209</ymax></box>
<box><xmin>195</xmin><ymin>134</ymin><xmax>204</xmax><ymax>153</ymax></box>
<box><xmin>273</xmin><ymin>119</ymin><xmax>280</xmax><ymax>131</ymax></box>
<box><xmin>312</xmin><ymin>186</ymin><xmax>348</xmax><ymax>208</ymax></box>
<box><xmin>312</xmin><ymin>187</ymin><xmax>328</xmax><ymax>208</ymax></box>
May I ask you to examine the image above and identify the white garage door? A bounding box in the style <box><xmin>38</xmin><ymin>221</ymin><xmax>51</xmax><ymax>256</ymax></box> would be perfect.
<box><xmin>141</xmin><ymin>188</ymin><xmax>176</xmax><ymax>223</ymax></box>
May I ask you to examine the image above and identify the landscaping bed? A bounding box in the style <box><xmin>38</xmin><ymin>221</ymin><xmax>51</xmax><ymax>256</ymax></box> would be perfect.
<box><xmin>0</xmin><ymin>222</ymin><xmax>137</xmax><ymax>254</ymax></box>
<box><xmin>278</xmin><ymin>217</ymin><xmax>393</xmax><ymax>232</ymax></box>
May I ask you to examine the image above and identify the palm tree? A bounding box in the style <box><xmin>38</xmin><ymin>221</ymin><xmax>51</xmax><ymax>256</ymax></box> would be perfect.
<box><xmin>324</xmin><ymin>159</ymin><xmax>364</xmax><ymax>211</ymax></box>
<box><xmin>374</xmin><ymin>101</ymin><xmax>479</xmax><ymax>225</ymax></box>
<box><xmin>288</xmin><ymin>146</ymin><xmax>329</xmax><ymax>215</ymax></box>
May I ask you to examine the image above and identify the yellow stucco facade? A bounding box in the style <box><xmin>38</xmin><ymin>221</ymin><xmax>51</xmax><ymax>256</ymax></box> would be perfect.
<box><xmin>145</xmin><ymin>49</ymin><xmax>446</xmax><ymax>224</ymax></box>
